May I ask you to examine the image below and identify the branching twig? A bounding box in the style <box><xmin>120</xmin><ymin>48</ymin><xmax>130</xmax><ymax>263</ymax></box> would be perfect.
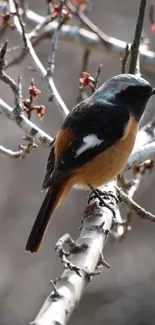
<box><xmin>0</xmin><ymin>137</ymin><xmax>37</xmax><ymax>159</ymax></box>
<box><xmin>113</xmin><ymin>117</ymin><xmax>155</xmax><ymax>240</ymax></box>
<box><xmin>9</xmin><ymin>0</ymin><xmax>69</xmax><ymax>118</ymax></box>
<box><xmin>116</xmin><ymin>186</ymin><xmax>155</xmax><ymax>223</ymax></box>
<box><xmin>0</xmin><ymin>98</ymin><xmax>53</xmax><ymax>147</ymax></box>
<box><xmin>4</xmin><ymin>7</ymin><xmax>155</xmax><ymax>74</ymax></box>
<box><xmin>67</xmin><ymin>1</ymin><xmax>110</xmax><ymax>46</ymax></box>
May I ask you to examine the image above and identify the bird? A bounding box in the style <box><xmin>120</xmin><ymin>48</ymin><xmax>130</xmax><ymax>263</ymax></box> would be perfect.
<box><xmin>25</xmin><ymin>73</ymin><xmax>155</xmax><ymax>253</ymax></box>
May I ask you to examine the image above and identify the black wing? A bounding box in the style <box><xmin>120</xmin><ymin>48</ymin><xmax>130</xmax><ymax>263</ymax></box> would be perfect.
<box><xmin>43</xmin><ymin>100</ymin><xmax>130</xmax><ymax>188</ymax></box>
<box><xmin>42</xmin><ymin>139</ymin><xmax>55</xmax><ymax>189</ymax></box>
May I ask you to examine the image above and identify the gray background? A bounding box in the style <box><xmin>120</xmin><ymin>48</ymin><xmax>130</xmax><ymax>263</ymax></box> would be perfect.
<box><xmin>0</xmin><ymin>0</ymin><xmax>155</xmax><ymax>324</ymax></box>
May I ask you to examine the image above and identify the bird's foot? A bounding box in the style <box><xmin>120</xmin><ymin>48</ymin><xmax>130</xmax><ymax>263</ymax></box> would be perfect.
<box><xmin>88</xmin><ymin>185</ymin><xmax>116</xmax><ymax>218</ymax></box>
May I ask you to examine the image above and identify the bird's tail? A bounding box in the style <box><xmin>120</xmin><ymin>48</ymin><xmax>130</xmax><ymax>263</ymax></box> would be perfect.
<box><xmin>25</xmin><ymin>176</ymin><xmax>70</xmax><ymax>253</ymax></box>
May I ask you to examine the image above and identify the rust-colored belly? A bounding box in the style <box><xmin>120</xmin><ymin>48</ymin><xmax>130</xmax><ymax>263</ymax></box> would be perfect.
<box><xmin>73</xmin><ymin>116</ymin><xmax>138</xmax><ymax>188</ymax></box>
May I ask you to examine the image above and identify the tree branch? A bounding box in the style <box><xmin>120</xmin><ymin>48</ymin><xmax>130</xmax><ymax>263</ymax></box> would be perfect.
<box><xmin>126</xmin><ymin>141</ymin><xmax>155</xmax><ymax>171</ymax></box>
<box><xmin>0</xmin><ymin>98</ymin><xmax>53</xmax><ymax>147</ymax></box>
<box><xmin>0</xmin><ymin>140</ymin><xmax>37</xmax><ymax>159</ymax></box>
<box><xmin>23</xmin><ymin>9</ymin><xmax>155</xmax><ymax>74</ymax></box>
<box><xmin>9</xmin><ymin>0</ymin><xmax>69</xmax><ymax>118</ymax></box>
<box><xmin>31</xmin><ymin>182</ymin><xmax>116</xmax><ymax>325</ymax></box>
<box><xmin>116</xmin><ymin>186</ymin><xmax>155</xmax><ymax>223</ymax></box>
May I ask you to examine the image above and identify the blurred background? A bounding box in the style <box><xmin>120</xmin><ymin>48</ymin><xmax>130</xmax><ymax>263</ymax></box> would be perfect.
<box><xmin>0</xmin><ymin>0</ymin><xmax>155</xmax><ymax>324</ymax></box>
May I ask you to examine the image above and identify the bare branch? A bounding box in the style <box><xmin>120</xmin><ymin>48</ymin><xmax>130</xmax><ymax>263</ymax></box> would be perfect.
<box><xmin>0</xmin><ymin>99</ymin><xmax>53</xmax><ymax>147</ymax></box>
<box><xmin>0</xmin><ymin>137</ymin><xmax>37</xmax><ymax>159</ymax></box>
<box><xmin>121</xmin><ymin>43</ymin><xmax>130</xmax><ymax>74</ymax></box>
<box><xmin>0</xmin><ymin>40</ymin><xmax>23</xmax><ymax>113</ymax></box>
<box><xmin>113</xmin><ymin>118</ymin><xmax>155</xmax><ymax>240</ymax></box>
<box><xmin>32</xmin><ymin>182</ymin><xmax>116</xmax><ymax>325</ymax></box>
<box><xmin>48</xmin><ymin>0</ymin><xmax>69</xmax><ymax>77</ymax></box>
<box><xmin>67</xmin><ymin>1</ymin><xmax>110</xmax><ymax>46</ymax></box>
<box><xmin>23</xmin><ymin>9</ymin><xmax>155</xmax><ymax>74</ymax></box>
<box><xmin>116</xmin><ymin>186</ymin><xmax>155</xmax><ymax>223</ymax></box>
<box><xmin>125</xmin><ymin>142</ymin><xmax>155</xmax><ymax>171</ymax></box>
<box><xmin>9</xmin><ymin>0</ymin><xmax>69</xmax><ymax>118</ymax></box>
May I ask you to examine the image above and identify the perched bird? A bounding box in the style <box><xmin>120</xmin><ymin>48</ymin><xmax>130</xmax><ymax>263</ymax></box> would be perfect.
<box><xmin>26</xmin><ymin>74</ymin><xmax>155</xmax><ymax>253</ymax></box>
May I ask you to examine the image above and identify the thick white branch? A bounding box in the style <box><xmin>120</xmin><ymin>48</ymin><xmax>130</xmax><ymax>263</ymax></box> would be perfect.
<box><xmin>32</xmin><ymin>182</ymin><xmax>116</xmax><ymax>325</ymax></box>
<box><xmin>126</xmin><ymin>141</ymin><xmax>155</xmax><ymax>170</ymax></box>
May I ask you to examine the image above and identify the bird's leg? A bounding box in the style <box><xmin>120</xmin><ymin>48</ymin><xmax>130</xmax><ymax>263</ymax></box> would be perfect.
<box><xmin>96</xmin><ymin>189</ymin><xmax>119</xmax><ymax>203</ymax></box>
<box><xmin>88</xmin><ymin>184</ymin><xmax>116</xmax><ymax>218</ymax></box>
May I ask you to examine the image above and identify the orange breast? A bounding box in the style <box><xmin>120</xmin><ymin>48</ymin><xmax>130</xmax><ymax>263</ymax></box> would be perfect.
<box><xmin>72</xmin><ymin>115</ymin><xmax>138</xmax><ymax>188</ymax></box>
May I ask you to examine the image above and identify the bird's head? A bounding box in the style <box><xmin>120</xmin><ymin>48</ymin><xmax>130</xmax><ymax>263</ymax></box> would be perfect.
<box><xmin>95</xmin><ymin>74</ymin><xmax>155</xmax><ymax>121</ymax></box>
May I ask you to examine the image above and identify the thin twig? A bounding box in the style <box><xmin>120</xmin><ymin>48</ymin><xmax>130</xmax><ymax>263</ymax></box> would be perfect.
<box><xmin>0</xmin><ymin>138</ymin><xmax>37</xmax><ymax>159</ymax></box>
<box><xmin>116</xmin><ymin>186</ymin><xmax>155</xmax><ymax>223</ymax></box>
<box><xmin>29</xmin><ymin>15</ymin><xmax>57</xmax><ymax>40</ymax></box>
<box><xmin>4</xmin><ymin>8</ymin><xmax>155</xmax><ymax>74</ymax></box>
<box><xmin>94</xmin><ymin>63</ymin><xmax>102</xmax><ymax>89</ymax></box>
<box><xmin>0</xmin><ymin>98</ymin><xmax>53</xmax><ymax>147</ymax></box>
<box><xmin>121</xmin><ymin>43</ymin><xmax>130</xmax><ymax>74</ymax></box>
<box><xmin>67</xmin><ymin>1</ymin><xmax>109</xmax><ymax>46</ymax></box>
<box><xmin>13</xmin><ymin>0</ymin><xmax>27</xmax><ymax>48</ymax></box>
<box><xmin>0</xmin><ymin>41</ymin><xmax>23</xmax><ymax>114</ymax></box>
<box><xmin>129</xmin><ymin>0</ymin><xmax>147</xmax><ymax>74</ymax></box>
<box><xmin>48</xmin><ymin>7</ymin><xmax>66</xmax><ymax>76</ymax></box>
<box><xmin>77</xmin><ymin>48</ymin><xmax>90</xmax><ymax>102</ymax></box>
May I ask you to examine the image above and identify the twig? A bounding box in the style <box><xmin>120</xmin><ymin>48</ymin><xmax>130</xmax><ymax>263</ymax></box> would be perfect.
<box><xmin>48</xmin><ymin>0</ymin><xmax>68</xmax><ymax>77</ymax></box>
<box><xmin>94</xmin><ymin>63</ymin><xmax>102</xmax><ymax>89</ymax></box>
<box><xmin>113</xmin><ymin>118</ymin><xmax>155</xmax><ymax>240</ymax></box>
<box><xmin>67</xmin><ymin>1</ymin><xmax>109</xmax><ymax>46</ymax></box>
<box><xmin>116</xmin><ymin>186</ymin><xmax>155</xmax><ymax>223</ymax></box>
<box><xmin>0</xmin><ymin>137</ymin><xmax>37</xmax><ymax>159</ymax></box>
<box><xmin>0</xmin><ymin>41</ymin><xmax>23</xmax><ymax>113</ymax></box>
<box><xmin>77</xmin><ymin>48</ymin><xmax>90</xmax><ymax>102</ymax></box>
<box><xmin>121</xmin><ymin>43</ymin><xmax>130</xmax><ymax>74</ymax></box>
<box><xmin>13</xmin><ymin>0</ymin><xmax>27</xmax><ymax>48</ymax></box>
<box><xmin>129</xmin><ymin>0</ymin><xmax>147</xmax><ymax>74</ymax></box>
<box><xmin>0</xmin><ymin>98</ymin><xmax>53</xmax><ymax>147</ymax></box>
<box><xmin>3</xmin><ymin>8</ymin><xmax>155</xmax><ymax>74</ymax></box>
<box><xmin>27</xmin><ymin>15</ymin><xmax>57</xmax><ymax>40</ymax></box>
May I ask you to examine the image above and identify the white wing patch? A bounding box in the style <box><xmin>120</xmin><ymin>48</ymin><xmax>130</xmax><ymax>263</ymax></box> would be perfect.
<box><xmin>75</xmin><ymin>134</ymin><xmax>103</xmax><ymax>157</ymax></box>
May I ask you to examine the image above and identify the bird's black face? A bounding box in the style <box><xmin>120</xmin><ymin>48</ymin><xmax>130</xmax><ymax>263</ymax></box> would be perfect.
<box><xmin>116</xmin><ymin>84</ymin><xmax>154</xmax><ymax>121</ymax></box>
